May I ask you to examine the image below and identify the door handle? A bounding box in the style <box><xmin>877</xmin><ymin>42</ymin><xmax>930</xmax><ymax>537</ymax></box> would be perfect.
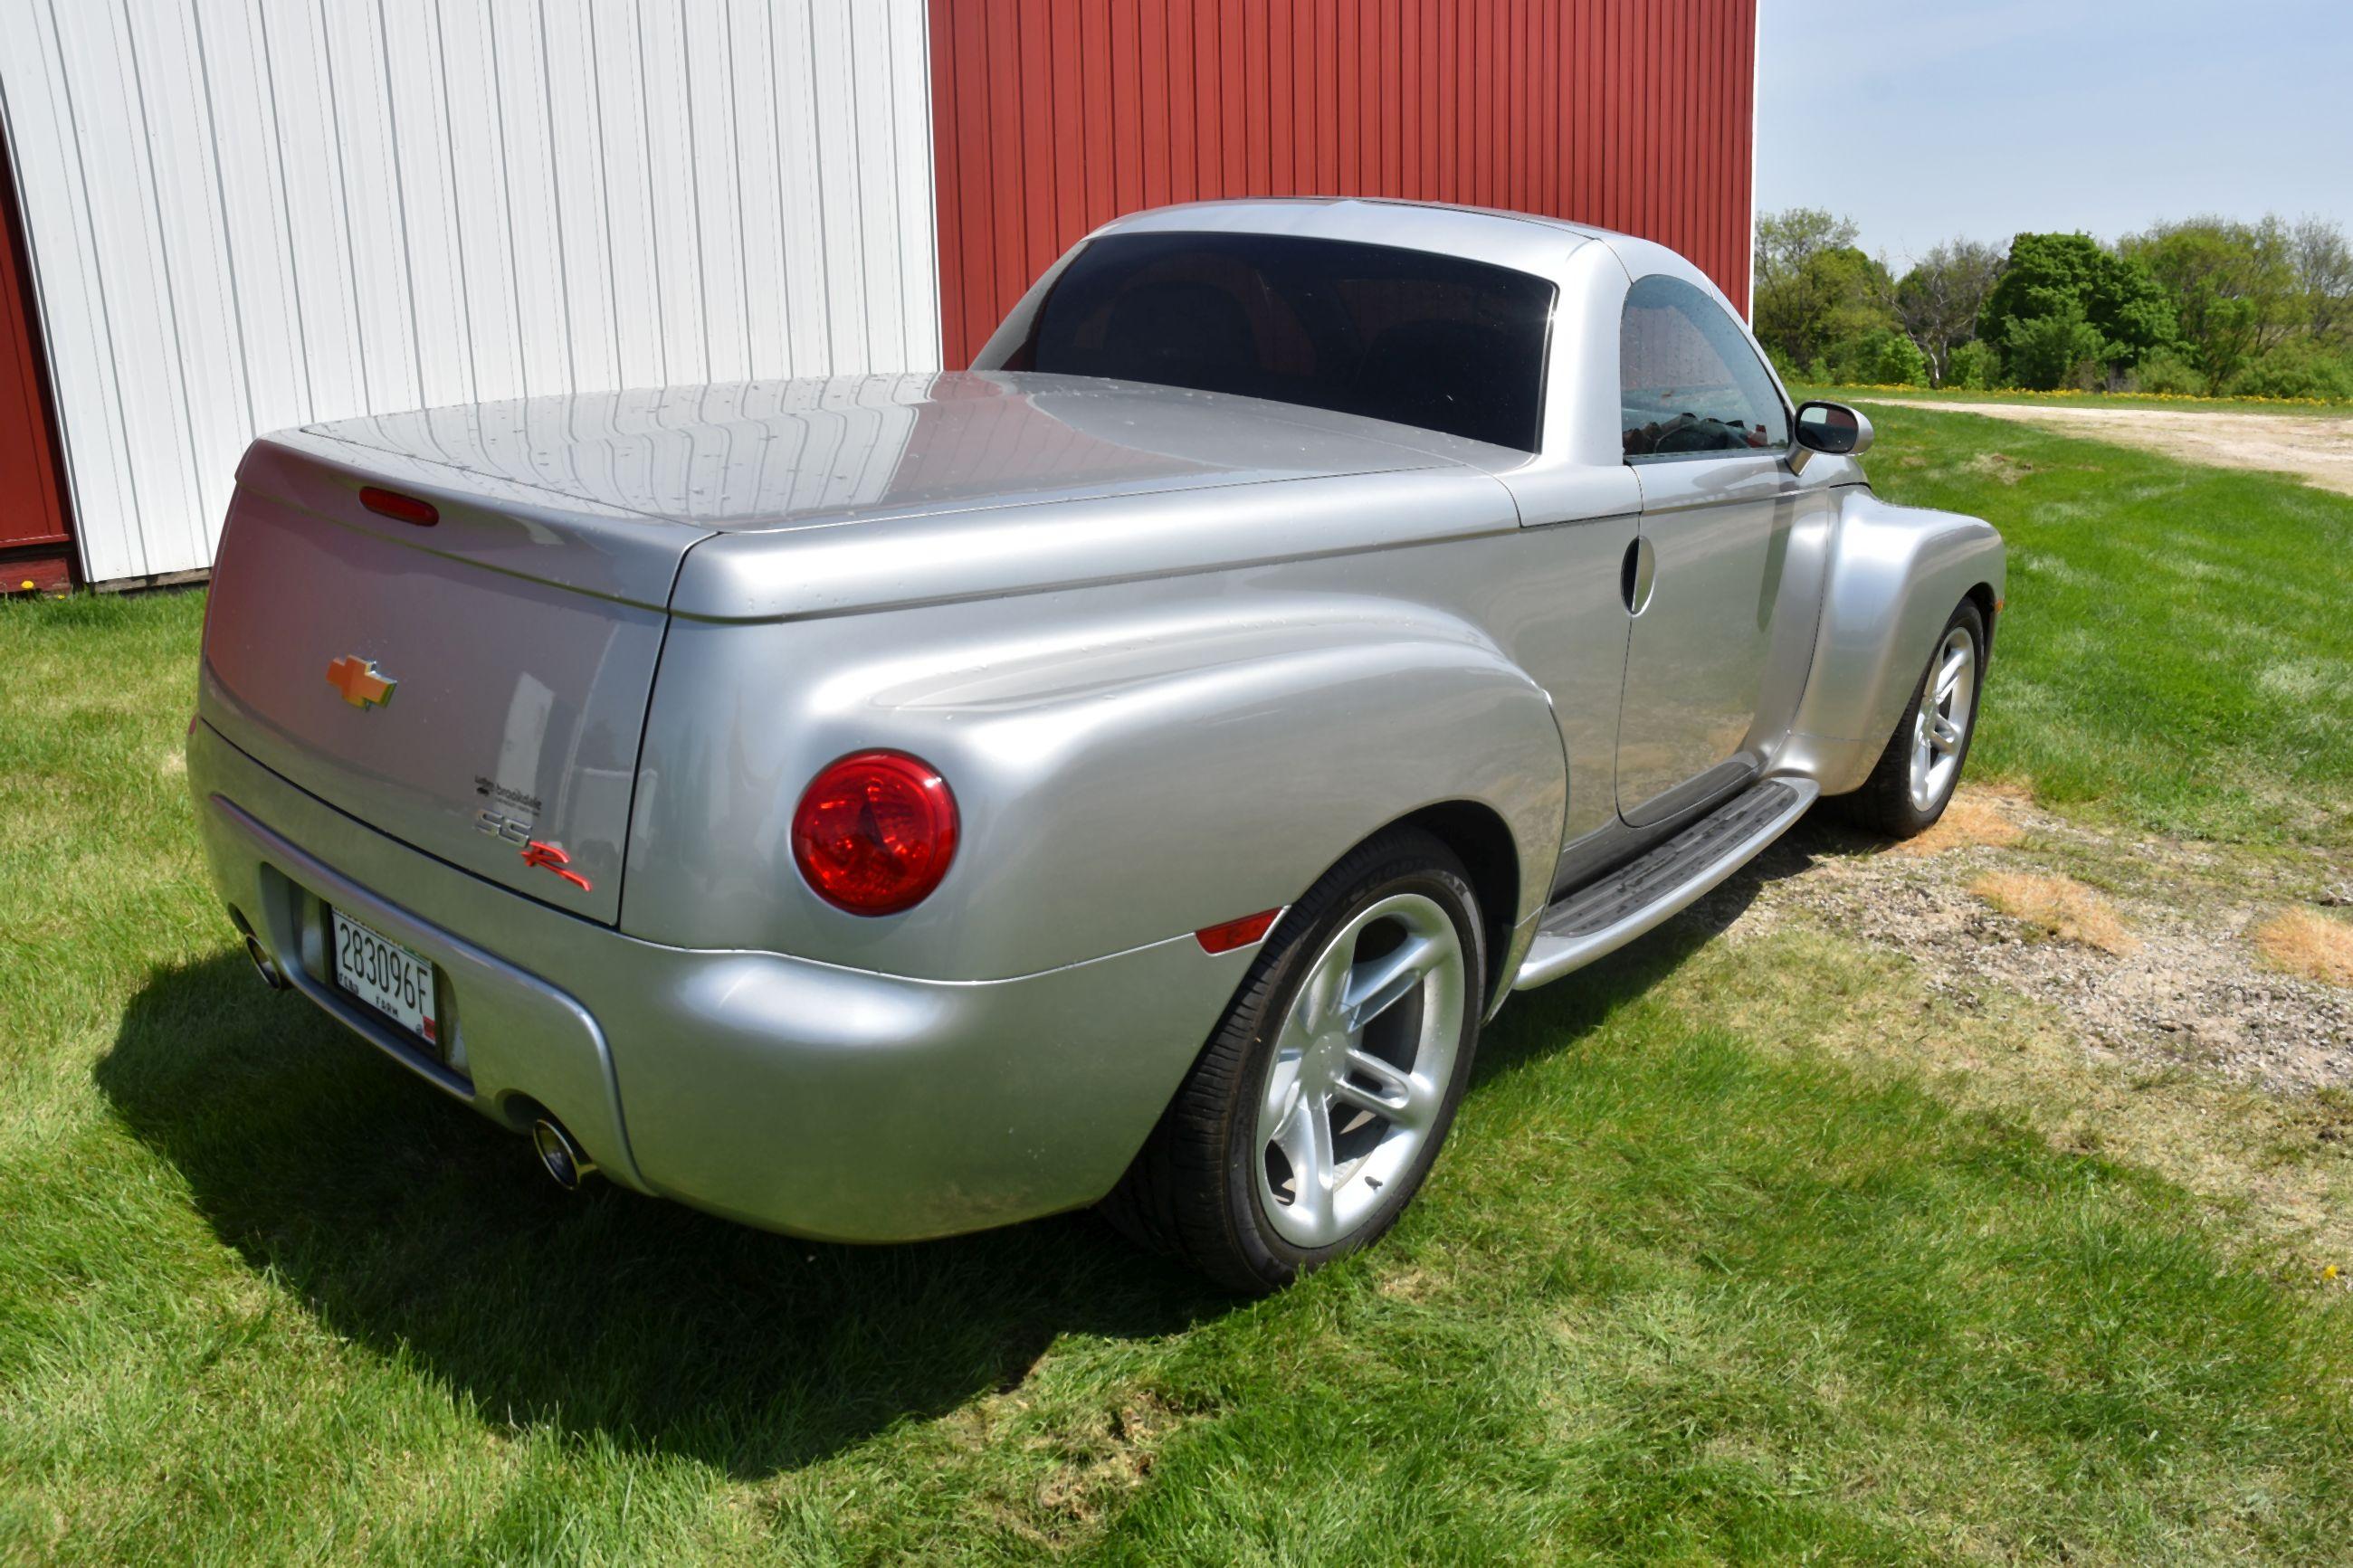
<box><xmin>1620</xmin><ymin>536</ymin><xmax>1655</xmax><ymax>615</ymax></box>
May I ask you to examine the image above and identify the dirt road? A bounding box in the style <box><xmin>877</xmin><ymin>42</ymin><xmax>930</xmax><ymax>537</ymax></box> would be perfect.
<box><xmin>1862</xmin><ymin>398</ymin><xmax>2353</xmax><ymax>496</ymax></box>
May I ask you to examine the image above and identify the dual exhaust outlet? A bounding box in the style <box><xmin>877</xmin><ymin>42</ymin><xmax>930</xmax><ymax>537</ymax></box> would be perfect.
<box><xmin>529</xmin><ymin>1117</ymin><xmax>597</xmax><ymax>1190</ymax></box>
<box><xmin>241</xmin><ymin>926</ymin><xmax>597</xmax><ymax>1193</ymax></box>
<box><xmin>244</xmin><ymin>934</ymin><xmax>290</xmax><ymax>991</ymax></box>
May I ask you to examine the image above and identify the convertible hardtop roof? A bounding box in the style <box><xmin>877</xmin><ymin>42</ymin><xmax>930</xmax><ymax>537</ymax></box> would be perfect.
<box><xmin>1090</xmin><ymin>196</ymin><xmax>1672</xmax><ymax>286</ymax></box>
<box><xmin>1114</xmin><ymin>194</ymin><xmax>1618</xmax><ymax>235</ymax></box>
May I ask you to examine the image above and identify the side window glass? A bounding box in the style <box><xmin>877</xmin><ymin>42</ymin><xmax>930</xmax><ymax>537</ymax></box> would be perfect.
<box><xmin>1619</xmin><ymin>275</ymin><xmax>1789</xmax><ymax>460</ymax></box>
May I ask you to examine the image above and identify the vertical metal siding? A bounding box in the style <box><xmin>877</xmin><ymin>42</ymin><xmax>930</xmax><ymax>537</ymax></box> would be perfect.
<box><xmin>0</xmin><ymin>110</ymin><xmax>72</xmax><ymax>586</ymax></box>
<box><xmin>929</xmin><ymin>0</ymin><xmax>1757</xmax><ymax>367</ymax></box>
<box><xmin>0</xmin><ymin>0</ymin><xmax>942</xmax><ymax>585</ymax></box>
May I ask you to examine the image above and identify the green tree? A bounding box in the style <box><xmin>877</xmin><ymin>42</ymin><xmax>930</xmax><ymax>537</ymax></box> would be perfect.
<box><xmin>1894</xmin><ymin>239</ymin><xmax>2003</xmax><ymax>386</ymax></box>
<box><xmin>2229</xmin><ymin>339</ymin><xmax>2353</xmax><ymax>401</ymax></box>
<box><xmin>1824</xmin><ymin>328</ymin><xmax>1929</xmax><ymax>387</ymax></box>
<box><xmin>1943</xmin><ymin>339</ymin><xmax>2002</xmax><ymax>390</ymax></box>
<box><xmin>1751</xmin><ymin>210</ymin><xmax>1899</xmax><ymax>370</ymax></box>
<box><xmin>1978</xmin><ymin>233</ymin><xmax>2175</xmax><ymax>385</ymax></box>
<box><xmin>2289</xmin><ymin>216</ymin><xmax>2353</xmax><ymax>347</ymax></box>
<box><xmin>2130</xmin><ymin>349</ymin><xmax>2206</xmax><ymax>395</ymax></box>
<box><xmin>2002</xmin><ymin>299</ymin><xmax>2108</xmax><ymax>391</ymax></box>
<box><xmin>2121</xmin><ymin>217</ymin><xmax>2295</xmax><ymax>390</ymax></box>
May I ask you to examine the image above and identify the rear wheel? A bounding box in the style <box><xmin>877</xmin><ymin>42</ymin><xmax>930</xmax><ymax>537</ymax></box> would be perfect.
<box><xmin>1103</xmin><ymin>828</ymin><xmax>1485</xmax><ymax>1293</ymax></box>
<box><xmin>1837</xmin><ymin>599</ymin><xmax>1986</xmax><ymax>838</ymax></box>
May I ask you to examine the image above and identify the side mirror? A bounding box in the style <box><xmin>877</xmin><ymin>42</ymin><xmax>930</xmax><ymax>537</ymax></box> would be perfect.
<box><xmin>1793</xmin><ymin>400</ymin><xmax>1873</xmax><ymax>458</ymax></box>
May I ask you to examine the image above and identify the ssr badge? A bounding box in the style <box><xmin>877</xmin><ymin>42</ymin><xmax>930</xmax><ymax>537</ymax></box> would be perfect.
<box><xmin>520</xmin><ymin>838</ymin><xmax>593</xmax><ymax>893</ymax></box>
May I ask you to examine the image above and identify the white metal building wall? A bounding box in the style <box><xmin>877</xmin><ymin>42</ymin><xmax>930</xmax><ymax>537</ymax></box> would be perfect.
<box><xmin>0</xmin><ymin>0</ymin><xmax>940</xmax><ymax>585</ymax></box>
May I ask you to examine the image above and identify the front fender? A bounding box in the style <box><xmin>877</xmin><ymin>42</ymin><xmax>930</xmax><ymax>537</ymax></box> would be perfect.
<box><xmin>625</xmin><ymin>587</ymin><xmax>1567</xmax><ymax>982</ymax></box>
<box><xmin>1786</xmin><ymin>489</ymin><xmax>2005</xmax><ymax>794</ymax></box>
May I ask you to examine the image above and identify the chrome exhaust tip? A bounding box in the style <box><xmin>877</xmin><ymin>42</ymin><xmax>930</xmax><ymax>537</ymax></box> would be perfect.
<box><xmin>243</xmin><ymin>934</ymin><xmax>290</xmax><ymax>991</ymax></box>
<box><xmin>530</xmin><ymin>1118</ymin><xmax>597</xmax><ymax>1190</ymax></box>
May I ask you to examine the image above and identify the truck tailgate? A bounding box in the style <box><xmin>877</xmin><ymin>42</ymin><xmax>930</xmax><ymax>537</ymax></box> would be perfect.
<box><xmin>197</xmin><ymin>433</ymin><xmax>709</xmax><ymax>926</ymax></box>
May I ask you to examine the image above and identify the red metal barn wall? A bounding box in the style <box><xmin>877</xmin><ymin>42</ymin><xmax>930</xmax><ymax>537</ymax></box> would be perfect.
<box><xmin>928</xmin><ymin>0</ymin><xmax>1758</xmax><ymax>366</ymax></box>
<box><xmin>0</xmin><ymin>116</ymin><xmax>72</xmax><ymax>594</ymax></box>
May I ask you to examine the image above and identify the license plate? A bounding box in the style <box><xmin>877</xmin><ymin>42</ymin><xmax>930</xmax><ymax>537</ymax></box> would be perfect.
<box><xmin>329</xmin><ymin>908</ymin><xmax>439</xmax><ymax>1048</ymax></box>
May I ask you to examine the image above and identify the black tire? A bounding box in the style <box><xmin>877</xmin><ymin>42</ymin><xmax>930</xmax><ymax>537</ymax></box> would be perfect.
<box><xmin>1101</xmin><ymin>826</ymin><xmax>1486</xmax><ymax>1293</ymax></box>
<box><xmin>1834</xmin><ymin>598</ymin><xmax>1988</xmax><ymax>839</ymax></box>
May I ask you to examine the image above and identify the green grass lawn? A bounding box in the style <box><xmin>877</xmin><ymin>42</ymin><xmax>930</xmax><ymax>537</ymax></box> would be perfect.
<box><xmin>5</xmin><ymin>413</ymin><xmax>2353</xmax><ymax>1563</ymax></box>
<box><xmin>1846</xmin><ymin>400</ymin><xmax>2353</xmax><ymax>852</ymax></box>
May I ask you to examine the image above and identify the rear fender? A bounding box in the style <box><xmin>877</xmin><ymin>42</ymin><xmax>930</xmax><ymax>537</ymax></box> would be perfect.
<box><xmin>1784</xmin><ymin>489</ymin><xmax>2005</xmax><ymax>794</ymax></box>
<box><xmin>625</xmin><ymin>588</ymin><xmax>1567</xmax><ymax>982</ymax></box>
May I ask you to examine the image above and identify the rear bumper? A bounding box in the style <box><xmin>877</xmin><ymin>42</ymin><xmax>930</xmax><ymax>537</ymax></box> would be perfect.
<box><xmin>188</xmin><ymin>721</ymin><xmax>1247</xmax><ymax>1241</ymax></box>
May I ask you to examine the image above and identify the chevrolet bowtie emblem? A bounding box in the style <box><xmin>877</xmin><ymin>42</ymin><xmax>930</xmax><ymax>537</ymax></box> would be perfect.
<box><xmin>326</xmin><ymin>655</ymin><xmax>396</xmax><ymax>709</ymax></box>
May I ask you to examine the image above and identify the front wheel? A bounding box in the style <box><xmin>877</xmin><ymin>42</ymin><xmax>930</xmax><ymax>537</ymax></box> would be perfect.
<box><xmin>1836</xmin><ymin>598</ymin><xmax>1987</xmax><ymax>838</ymax></box>
<box><xmin>1101</xmin><ymin>827</ymin><xmax>1485</xmax><ymax>1293</ymax></box>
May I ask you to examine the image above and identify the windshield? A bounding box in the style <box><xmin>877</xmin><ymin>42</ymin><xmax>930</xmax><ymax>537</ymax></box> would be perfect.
<box><xmin>1004</xmin><ymin>231</ymin><xmax>1556</xmax><ymax>453</ymax></box>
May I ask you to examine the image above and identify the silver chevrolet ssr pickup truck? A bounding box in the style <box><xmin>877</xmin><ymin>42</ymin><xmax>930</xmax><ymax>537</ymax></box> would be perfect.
<box><xmin>192</xmin><ymin>198</ymin><xmax>2002</xmax><ymax>1291</ymax></box>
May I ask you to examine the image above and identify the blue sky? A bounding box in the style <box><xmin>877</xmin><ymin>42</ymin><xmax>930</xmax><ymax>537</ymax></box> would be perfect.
<box><xmin>1755</xmin><ymin>0</ymin><xmax>2353</xmax><ymax>269</ymax></box>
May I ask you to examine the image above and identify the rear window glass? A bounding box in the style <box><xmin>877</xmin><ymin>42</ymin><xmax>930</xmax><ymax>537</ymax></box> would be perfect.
<box><xmin>1008</xmin><ymin>232</ymin><xmax>1556</xmax><ymax>452</ymax></box>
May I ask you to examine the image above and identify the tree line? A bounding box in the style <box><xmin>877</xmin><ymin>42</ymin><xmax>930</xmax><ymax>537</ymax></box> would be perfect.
<box><xmin>1752</xmin><ymin>210</ymin><xmax>2353</xmax><ymax>400</ymax></box>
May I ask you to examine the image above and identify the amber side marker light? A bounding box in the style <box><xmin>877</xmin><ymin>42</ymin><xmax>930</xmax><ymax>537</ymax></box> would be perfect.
<box><xmin>792</xmin><ymin>751</ymin><xmax>959</xmax><ymax>916</ymax></box>
<box><xmin>1196</xmin><ymin>908</ymin><xmax>1281</xmax><ymax>955</ymax></box>
<box><xmin>359</xmin><ymin>485</ymin><xmax>439</xmax><ymax>527</ymax></box>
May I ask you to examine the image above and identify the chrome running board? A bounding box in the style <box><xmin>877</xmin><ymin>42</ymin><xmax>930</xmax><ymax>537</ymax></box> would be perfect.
<box><xmin>1513</xmin><ymin>777</ymin><xmax>1819</xmax><ymax>991</ymax></box>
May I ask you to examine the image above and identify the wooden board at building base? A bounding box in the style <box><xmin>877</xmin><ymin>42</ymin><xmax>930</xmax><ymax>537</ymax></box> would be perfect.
<box><xmin>3</xmin><ymin>543</ymin><xmax>74</xmax><ymax>595</ymax></box>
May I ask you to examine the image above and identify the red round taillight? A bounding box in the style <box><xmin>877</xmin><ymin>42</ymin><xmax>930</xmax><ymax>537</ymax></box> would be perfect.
<box><xmin>790</xmin><ymin>751</ymin><xmax>959</xmax><ymax>916</ymax></box>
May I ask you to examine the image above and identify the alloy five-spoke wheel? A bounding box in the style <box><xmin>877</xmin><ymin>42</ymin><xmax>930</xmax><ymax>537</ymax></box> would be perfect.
<box><xmin>1254</xmin><ymin>892</ymin><xmax>1466</xmax><ymax>1249</ymax></box>
<box><xmin>1838</xmin><ymin>596</ymin><xmax>1989</xmax><ymax>839</ymax></box>
<box><xmin>1907</xmin><ymin>623</ymin><xmax>1977</xmax><ymax>813</ymax></box>
<box><xmin>1100</xmin><ymin>827</ymin><xmax>1486</xmax><ymax>1293</ymax></box>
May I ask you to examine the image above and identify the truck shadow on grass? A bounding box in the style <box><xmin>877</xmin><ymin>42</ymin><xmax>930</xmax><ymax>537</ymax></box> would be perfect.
<box><xmin>95</xmin><ymin>953</ymin><xmax>1236</xmax><ymax>1479</ymax></box>
<box><xmin>1469</xmin><ymin>818</ymin><xmax>1832</xmax><ymax>1084</ymax></box>
<box><xmin>92</xmin><ymin>822</ymin><xmax>1836</xmax><ymax>1481</ymax></box>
